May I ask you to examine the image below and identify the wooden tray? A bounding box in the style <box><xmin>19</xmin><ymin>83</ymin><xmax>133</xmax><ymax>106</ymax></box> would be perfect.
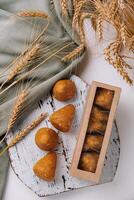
<box><xmin>6</xmin><ymin>75</ymin><xmax>120</xmax><ymax>197</ymax></box>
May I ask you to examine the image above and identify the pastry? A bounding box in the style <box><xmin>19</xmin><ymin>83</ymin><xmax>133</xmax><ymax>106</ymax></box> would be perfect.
<box><xmin>79</xmin><ymin>152</ymin><xmax>99</xmax><ymax>173</ymax></box>
<box><xmin>52</xmin><ymin>79</ymin><xmax>76</xmax><ymax>101</ymax></box>
<box><xmin>33</xmin><ymin>152</ymin><xmax>57</xmax><ymax>181</ymax></box>
<box><xmin>83</xmin><ymin>134</ymin><xmax>103</xmax><ymax>152</ymax></box>
<box><xmin>94</xmin><ymin>88</ymin><xmax>114</xmax><ymax>110</ymax></box>
<box><xmin>35</xmin><ymin>128</ymin><xmax>59</xmax><ymax>151</ymax></box>
<box><xmin>50</xmin><ymin>104</ymin><xmax>75</xmax><ymax>132</ymax></box>
<box><xmin>87</xmin><ymin>106</ymin><xmax>109</xmax><ymax>134</ymax></box>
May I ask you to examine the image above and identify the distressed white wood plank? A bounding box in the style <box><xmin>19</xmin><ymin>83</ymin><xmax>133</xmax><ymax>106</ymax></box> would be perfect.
<box><xmin>6</xmin><ymin>75</ymin><xmax>120</xmax><ymax>197</ymax></box>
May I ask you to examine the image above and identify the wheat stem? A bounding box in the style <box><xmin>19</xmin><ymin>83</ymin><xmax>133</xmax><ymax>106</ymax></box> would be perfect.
<box><xmin>0</xmin><ymin>42</ymin><xmax>73</xmax><ymax>96</ymax></box>
<box><xmin>0</xmin><ymin>113</ymin><xmax>47</xmax><ymax>157</ymax></box>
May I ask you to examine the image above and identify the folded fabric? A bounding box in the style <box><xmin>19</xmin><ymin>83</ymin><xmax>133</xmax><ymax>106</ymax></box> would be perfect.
<box><xmin>0</xmin><ymin>142</ymin><xmax>9</xmax><ymax>200</ymax></box>
<box><xmin>0</xmin><ymin>0</ymin><xmax>85</xmax><ymax>199</ymax></box>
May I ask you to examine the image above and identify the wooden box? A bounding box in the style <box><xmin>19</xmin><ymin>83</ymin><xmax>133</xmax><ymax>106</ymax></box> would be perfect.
<box><xmin>70</xmin><ymin>81</ymin><xmax>121</xmax><ymax>183</ymax></box>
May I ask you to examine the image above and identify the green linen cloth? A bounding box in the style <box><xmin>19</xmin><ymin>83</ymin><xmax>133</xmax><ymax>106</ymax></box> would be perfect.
<box><xmin>0</xmin><ymin>143</ymin><xmax>9</xmax><ymax>200</ymax></box>
<box><xmin>0</xmin><ymin>0</ymin><xmax>85</xmax><ymax>199</ymax></box>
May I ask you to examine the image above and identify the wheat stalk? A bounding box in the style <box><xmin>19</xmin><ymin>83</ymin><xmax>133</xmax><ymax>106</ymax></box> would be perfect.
<box><xmin>7</xmin><ymin>89</ymin><xmax>28</xmax><ymax>132</ymax></box>
<box><xmin>73</xmin><ymin>0</ymin><xmax>79</xmax><ymax>10</ymax></box>
<box><xmin>120</xmin><ymin>23</ymin><xmax>131</xmax><ymax>48</ymax></box>
<box><xmin>60</xmin><ymin>0</ymin><xmax>68</xmax><ymax>16</ymax></box>
<box><xmin>109</xmin><ymin>0</ymin><xmax>118</xmax><ymax>20</ymax></box>
<box><xmin>0</xmin><ymin>42</ymin><xmax>73</xmax><ymax>96</ymax></box>
<box><xmin>109</xmin><ymin>40</ymin><xmax>131</xmax><ymax>69</ymax></box>
<box><xmin>127</xmin><ymin>36</ymin><xmax>134</xmax><ymax>51</ymax></box>
<box><xmin>62</xmin><ymin>44</ymin><xmax>85</xmax><ymax>62</ymax></box>
<box><xmin>0</xmin><ymin>89</ymin><xmax>29</xmax><ymax>145</ymax></box>
<box><xmin>0</xmin><ymin>113</ymin><xmax>47</xmax><ymax>157</ymax></box>
<box><xmin>17</xmin><ymin>10</ymin><xmax>48</xmax><ymax>19</ymax></box>
<box><xmin>72</xmin><ymin>0</ymin><xmax>86</xmax><ymax>29</ymax></box>
<box><xmin>0</xmin><ymin>14</ymin><xmax>49</xmax><ymax>88</ymax></box>
<box><xmin>8</xmin><ymin>43</ymin><xmax>40</xmax><ymax>81</ymax></box>
<box><xmin>62</xmin><ymin>12</ymin><xmax>90</xmax><ymax>63</ymax></box>
<box><xmin>116</xmin><ymin>66</ymin><xmax>133</xmax><ymax>85</ymax></box>
<box><xmin>62</xmin><ymin>12</ymin><xmax>89</xmax><ymax>62</ymax></box>
<box><xmin>104</xmin><ymin>41</ymin><xmax>133</xmax><ymax>85</ymax></box>
<box><xmin>79</xmin><ymin>12</ymin><xmax>90</xmax><ymax>44</ymax></box>
<box><xmin>72</xmin><ymin>0</ymin><xmax>133</xmax><ymax>85</ymax></box>
<box><xmin>118</xmin><ymin>0</ymin><xmax>125</xmax><ymax>10</ymax></box>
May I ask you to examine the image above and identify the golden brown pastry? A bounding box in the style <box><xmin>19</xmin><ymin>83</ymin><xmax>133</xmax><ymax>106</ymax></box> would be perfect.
<box><xmin>33</xmin><ymin>152</ymin><xmax>57</xmax><ymax>181</ymax></box>
<box><xmin>88</xmin><ymin>118</ymin><xmax>107</xmax><ymax>134</ymax></box>
<box><xmin>35</xmin><ymin>128</ymin><xmax>59</xmax><ymax>151</ymax></box>
<box><xmin>79</xmin><ymin>152</ymin><xmax>99</xmax><ymax>173</ymax></box>
<box><xmin>95</xmin><ymin>88</ymin><xmax>114</xmax><ymax>110</ymax></box>
<box><xmin>91</xmin><ymin>106</ymin><xmax>109</xmax><ymax>122</ymax></box>
<box><xmin>52</xmin><ymin>80</ymin><xmax>76</xmax><ymax>101</ymax></box>
<box><xmin>87</xmin><ymin>106</ymin><xmax>109</xmax><ymax>134</ymax></box>
<box><xmin>83</xmin><ymin>134</ymin><xmax>103</xmax><ymax>152</ymax></box>
<box><xmin>50</xmin><ymin>104</ymin><xmax>75</xmax><ymax>132</ymax></box>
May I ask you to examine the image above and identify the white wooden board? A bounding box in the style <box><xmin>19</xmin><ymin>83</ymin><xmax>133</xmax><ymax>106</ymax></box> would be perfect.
<box><xmin>6</xmin><ymin>75</ymin><xmax>120</xmax><ymax>197</ymax></box>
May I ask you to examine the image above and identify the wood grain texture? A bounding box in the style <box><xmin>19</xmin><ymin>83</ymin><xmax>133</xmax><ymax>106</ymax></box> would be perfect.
<box><xmin>6</xmin><ymin>75</ymin><xmax>120</xmax><ymax>197</ymax></box>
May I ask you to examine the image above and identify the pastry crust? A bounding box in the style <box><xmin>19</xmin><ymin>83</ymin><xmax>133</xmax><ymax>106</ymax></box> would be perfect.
<box><xmin>50</xmin><ymin>104</ymin><xmax>75</xmax><ymax>132</ymax></box>
<box><xmin>35</xmin><ymin>128</ymin><xmax>59</xmax><ymax>151</ymax></box>
<box><xmin>95</xmin><ymin>88</ymin><xmax>114</xmax><ymax>110</ymax></box>
<box><xmin>88</xmin><ymin>106</ymin><xmax>109</xmax><ymax>134</ymax></box>
<box><xmin>52</xmin><ymin>80</ymin><xmax>76</xmax><ymax>101</ymax></box>
<box><xmin>79</xmin><ymin>152</ymin><xmax>99</xmax><ymax>173</ymax></box>
<box><xmin>83</xmin><ymin>134</ymin><xmax>103</xmax><ymax>152</ymax></box>
<box><xmin>33</xmin><ymin>152</ymin><xmax>57</xmax><ymax>181</ymax></box>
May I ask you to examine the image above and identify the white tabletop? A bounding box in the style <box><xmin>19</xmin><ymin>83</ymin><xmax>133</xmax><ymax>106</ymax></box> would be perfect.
<box><xmin>3</xmin><ymin>20</ymin><xmax>134</xmax><ymax>200</ymax></box>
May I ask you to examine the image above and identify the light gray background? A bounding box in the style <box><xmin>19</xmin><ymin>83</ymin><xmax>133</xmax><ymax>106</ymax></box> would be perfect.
<box><xmin>3</xmin><ymin>19</ymin><xmax>134</xmax><ymax>200</ymax></box>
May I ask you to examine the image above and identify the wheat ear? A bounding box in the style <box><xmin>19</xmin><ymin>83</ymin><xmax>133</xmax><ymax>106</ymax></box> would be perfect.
<box><xmin>120</xmin><ymin>23</ymin><xmax>129</xmax><ymax>47</ymax></box>
<box><xmin>104</xmin><ymin>42</ymin><xmax>133</xmax><ymax>85</ymax></box>
<box><xmin>7</xmin><ymin>89</ymin><xmax>28</xmax><ymax>132</ymax></box>
<box><xmin>0</xmin><ymin>113</ymin><xmax>47</xmax><ymax>157</ymax></box>
<box><xmin>72</xmin><ymin>0</ymin><xmax>86</xmax><ymax>29</ymax></box>
<box><xmin>60</xmin><ymin>0</ymin><xmax>68</xmax><ymax>16</ymax></box>
<box><xmin>0</xmin><ymin>42</ymin><xmax>73</xmax><ymax>96</ymax></box>
<box><xmin>0</xmin><ymin>89</ymin><xmax>28</xmax><ymax>145</ymax></box>
<box><xmin>97</xmin><ymin>15</ymin><xmax>103</xmax><ymax>41</ymax></box>
<box><xmin>62</xmin><ymin>44</ymin><xmax>85</xmax><ymax>62</ymax></box>
<box><xmin>8</xmin><ymin>43</ymin><xmax>40</xmax><ymax>81</ymax></box>
<box><xmin>62</xmin><ymin>12</ymin><xmax>89</xmax><ymax>62</ymax></box>
<box><xmin>17</xmin><ymin>10</ymin><xmax>48</xmax><ymax>19</ymax></box>
<box><xmin>62</xmin><ymin>12</ymin><xmax>87</xmax><ymax>62</ymax></box>
<box><xmin>108</xmin><ymin>0</ymin><xmax>118</xmax><ymax>20</ymax></box>
<box><xmin>73</xmin><ymin>0</ymin><xmax>79</xmax><ymax>9</ymax></box>
<box><xmin>106</xmin><ymin>40</ymin><xmax>132</xmax><ymax>69</ymax></box>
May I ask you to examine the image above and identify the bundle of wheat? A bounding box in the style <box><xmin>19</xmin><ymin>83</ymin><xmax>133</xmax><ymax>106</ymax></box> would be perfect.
<box><xmin>61</xmin><ymin>0</ymin><xmax>134</xmax><ymax>85</ymax></box>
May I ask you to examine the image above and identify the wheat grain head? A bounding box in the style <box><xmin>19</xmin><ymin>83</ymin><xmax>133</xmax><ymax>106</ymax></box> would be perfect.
<box><xmin>60</xmin><ymin>0</ymin><xmax>68</xmax><ymax>16</ymax></box>
<box><xmin>7</xmin><ymin>89</ymin><xmax>28</xmax><ymax>132</ymax></box>
<box><xmin>8</xmin><ymin>43</ymin><xmax>40</xmax><ymax>81</ymax></box>
<box><xmin>17</xmin><ymin>10</ymin><xmax>48</xmax><ymax>19</ymax></box>
<box><xmin>0</xmin><ymin>113</ymin><xmax>48</xmax><ymax>157</ymax></box>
